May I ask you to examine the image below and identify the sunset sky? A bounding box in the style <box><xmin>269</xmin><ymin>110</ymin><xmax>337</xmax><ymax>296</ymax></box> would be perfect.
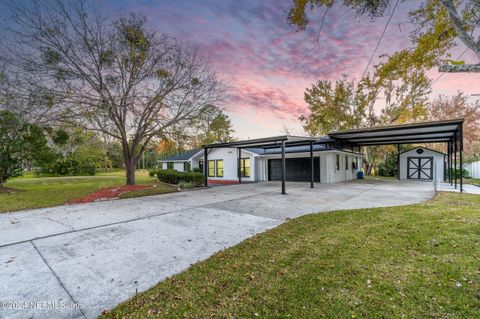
<box><xmin>111</xmin><ymin>0</ymin><xmax>479</xmax><ymax>138</ymax></box>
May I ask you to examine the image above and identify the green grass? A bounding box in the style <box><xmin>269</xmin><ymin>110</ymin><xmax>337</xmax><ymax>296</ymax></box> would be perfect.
<box><xmin>100</xmin><ymin>192</ymin><xmax>480</xmax><ymax>319</ymax></box>
<box><xmin>119</xmin><ymin>184</ymin><xmax>177</xmax><ymax>199</ymax></box>
<box><xmin>0</xmin><ymin>170</ymin><xmax>162</xmax><ymax>212</ymax></box>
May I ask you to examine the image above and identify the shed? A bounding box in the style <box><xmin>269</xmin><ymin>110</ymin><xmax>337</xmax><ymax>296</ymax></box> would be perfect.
<box><xmin>399</xmin><ymin>147</ymin><xmax>445</xmax><ymax>182</ymax></box>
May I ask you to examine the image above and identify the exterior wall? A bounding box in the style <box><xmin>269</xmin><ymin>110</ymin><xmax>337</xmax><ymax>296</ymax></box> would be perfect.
<box><xmin>257</xmin><ymin>150</ymin><xmax>363</xmax><ymax>184</ymax></box>
<box><xmin>399</xmin><ymin>148</ymin><xmax>445</xmax><ymax>182</ymax></box>
<box><xmin>193</xmin><ymin>148</ymin><xmax>257</xmax><ymax>182</ymax></box>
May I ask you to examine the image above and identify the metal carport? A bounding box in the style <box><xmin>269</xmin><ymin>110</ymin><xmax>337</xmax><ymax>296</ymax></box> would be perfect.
<box><xmin>328</xmin><ymin>119</ymin><xmax>465</xmax><ymax>192</ymax></box>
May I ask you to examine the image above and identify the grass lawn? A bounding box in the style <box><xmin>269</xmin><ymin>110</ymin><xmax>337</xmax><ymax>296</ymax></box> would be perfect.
<box><xmin>100</xmin><ymin>192</ymin><xmax>480</xmax><ymax>319</ymax></box>
<box><xmin>0</xmin><ymin>170</ymin><xmax>175</xmax><ymax>212</ymax></box>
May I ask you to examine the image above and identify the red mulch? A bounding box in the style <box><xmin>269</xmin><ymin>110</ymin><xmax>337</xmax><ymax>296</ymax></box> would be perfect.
<box><xmin>67</xmin><ymin>185</ymin><xmax>151</xmax><ymax>204</ymax></box>
<box><xmin>207</xmin><ymin>180</ymin><xmax>240</xmax><ymax>185</ymax></box>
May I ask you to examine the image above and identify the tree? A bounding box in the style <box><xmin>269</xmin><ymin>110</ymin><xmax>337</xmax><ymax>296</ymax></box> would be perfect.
<box><xmin>300</xmin><ymin>76</ymin><xmax>370</xmax><ymax>136</ymax></box>
<box><xmin>0</xmin><ymin>111</ymin><xmax>51</xmax><ymax>187</ymax></box>
<box><xmin>427</xmin><ymin>93</ymin><xmax>480</xmax><ymax>160</ymax></box>
<box><xmin>0</xmin><ymin>1</ymin><xmax>224</xmax><ymax>185</ymax></box>
<box><xmin>192</xmin><ymin>105</ymin><xmax>235</xmax><ymax>146</ymax></box>
<box><xmin>288</xmin><ymin>0</ymin><xmax>480</xmax><ymax>68</ymax></box>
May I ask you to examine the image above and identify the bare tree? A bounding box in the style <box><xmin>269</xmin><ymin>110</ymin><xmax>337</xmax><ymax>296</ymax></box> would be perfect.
<box><xmin>0</xmin><ymin>0</ymin><xmax>224</xmax><ymax>184</ymax></box>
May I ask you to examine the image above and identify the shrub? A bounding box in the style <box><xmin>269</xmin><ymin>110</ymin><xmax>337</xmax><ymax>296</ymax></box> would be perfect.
<box><xmin>148</xmin><ymin>169</ymin><xmax>157</xmax><ymax>177</ymax></box>
<box><xmin>157</xmin><ymin>169</ymin><xmax>203</xmax><ymax>186</ymax></box>
<box><xmin>192</xmin><ymin>167</ymin><xmax>203</xmax><ymax>173</ymax></box>
<box><xmin>178</xmin><ymin>181</ymin><xmax>194</xmax><ymax>189</ymax></box>
<box><xmin>42</xmin><ymin>157</ymin><xmax>96</xmax><ymax>176</ymax></box>
<box><xmin>377</xmin><ymin>156</ymin><xmax>397</xmax><ymax>177</ymax></box>
<box><xmin>447</xmin><ymin>168</ymin><xmax>469</xmax><ymax>179</ymax></box>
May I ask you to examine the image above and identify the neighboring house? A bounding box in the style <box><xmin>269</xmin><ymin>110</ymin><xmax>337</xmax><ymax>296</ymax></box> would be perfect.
<box><xmin>158</xmin><ymin>138</ymin><xmax>364</xmax><ymax>184</ymax></box>
<box><xmin>399</xmin><ymin>147</ymin><xmax>445</xmax><ymax>182</ymax></box>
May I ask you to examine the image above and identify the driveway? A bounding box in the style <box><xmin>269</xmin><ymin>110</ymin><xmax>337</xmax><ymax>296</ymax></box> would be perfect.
<box><xmin>0</xmin><ymin>180</ymin><xmax>434</xmax><ymax>319</ymax></box>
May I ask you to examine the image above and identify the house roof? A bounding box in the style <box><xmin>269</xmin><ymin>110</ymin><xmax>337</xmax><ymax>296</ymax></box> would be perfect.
<box><xmin>157</xmin><ymin>149</ymin><xmax>202</xmax><ymax>162</ymax></box>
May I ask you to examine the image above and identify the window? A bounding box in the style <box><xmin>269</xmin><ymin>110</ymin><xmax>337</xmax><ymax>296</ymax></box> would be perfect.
<box><xmin>336</xmin><ymin>155</ymin><xmax>340</xmax><ymax>171</ymax></box>
<box><xmin>208</xmin><ymin>160</ymin><xmax>215</xmax><ymax>177</ymax></box>
<box><xmin>216</xmin><ymin>160</ymin><xmax>224</xmax><ymax>177</ymax></box>
<box><xmin>199</xmin><ymin>160</ymin><xmax>204</xmax><ymax>172</ymax></box>
<box><xmin>184</xmin><ymin>162</ymin><xmax>191</xmax><ymax>172</ymax></box>
<box><xmin>240</xmin><ymin>158</ymin><xmax>250</xmax><ymax>177</ymax></box>
<box><xmin>345</xmin><ymin>156</ymin><xmax>349</xmax><ymax>171</ymax></box>
<box><xmin>167</xmin><ymin>162</ymin><xmax>174</xmax><ymax>170</ymax></box>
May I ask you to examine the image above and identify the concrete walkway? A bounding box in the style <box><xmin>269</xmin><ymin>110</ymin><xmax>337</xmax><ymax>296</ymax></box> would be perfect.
<box><xmin>0</xmin><ymin>180</ymin><xmax>434</xmax><ymax>319</ymax></box>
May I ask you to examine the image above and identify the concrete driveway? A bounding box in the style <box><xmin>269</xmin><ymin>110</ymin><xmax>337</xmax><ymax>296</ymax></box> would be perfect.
<box><xmin>0</xmin><ymin>180</ymin><xmax>434</xmax><ymax>319</ymax></box>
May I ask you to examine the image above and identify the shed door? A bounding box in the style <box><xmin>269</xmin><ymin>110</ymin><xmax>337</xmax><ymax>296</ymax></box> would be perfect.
<box><xmin>268</xmin><ymin>157</ymin><xmax>320</xmax><ymax>182</ymax></box>
<box><xmin>407</xmin><ymin>157</ymin><xmax>433</xmax><ymax>180</ymax></box>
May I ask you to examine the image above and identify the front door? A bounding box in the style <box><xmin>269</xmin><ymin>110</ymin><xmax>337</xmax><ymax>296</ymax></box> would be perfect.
<box><xmin>407</xmin><ymin>157</ymin><xmax>433</xmax><ymax>180</ymax></box>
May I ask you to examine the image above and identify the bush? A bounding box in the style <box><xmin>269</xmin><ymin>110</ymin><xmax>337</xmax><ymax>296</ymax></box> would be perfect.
<box><xmin>157</xmin><ymin>169</ymin><xmax>203</xmax><ymax>186</ymax></box>
<box><xmin>448</xmin><ymin>168</ymin><xmax>469</xmax><ymax>179</ymax></box>
<box><xmin>178</xmin><ymin>181</ymin><xmax>194</xmax><ymax>189</ymax></box>
<box><xmin>192</xmin><ymin>167</ymin><xmax>203</xmax><ymax>173</ymax></box>
<box><xmin>377</xmin><ymin>156</ymin><xmax>397</xmax><ymax>177</ymax></box>
<box><xmin>41</xmin><ymin>157</ymin><xmax>96</xmax><ymax>176</ymax></box>
<box><xmin>148</xmin><ymin>169</ymin><xmax>157</xmax><ymax>177</ymax></box>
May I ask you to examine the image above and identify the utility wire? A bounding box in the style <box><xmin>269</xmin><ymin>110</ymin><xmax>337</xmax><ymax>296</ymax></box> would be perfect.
<box><xmin>360</xmin><ymin>0</ymin><xmax>400</xmax><ymax>79</ymax></box>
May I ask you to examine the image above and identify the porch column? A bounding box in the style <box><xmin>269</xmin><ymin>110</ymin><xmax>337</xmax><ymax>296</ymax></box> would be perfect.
<box><xmin>396</xmin><ymin>144</ymin><xmax>400</xmax><ymax>180</ymax></box>
<box><xmin>454</xmin><ymin>134</ymin><xmax>457</xmax><ymax>189</ymax></box>
<box><xmin>460</xmin><ymin>125</ymin><xmax>463</xmax><ymax>193</ymax></box>
<box><xmin>238</xmin><ymin>148</ymin><xmax>242</xmax><ymax>184</ymax></box>
<box><xmin>281</xmin><ymin>140</ymin><xmax>286</xmax><ymax>195</ymax></box>
<box><xmin>203</xmin><ymin>147</ymin><xmax>208</xmax><ymax>187</ymax></box>
<box><xmin>310</xmin><ymin>142</ymin><xmax>314</xmax><ymax>188</ymax></box>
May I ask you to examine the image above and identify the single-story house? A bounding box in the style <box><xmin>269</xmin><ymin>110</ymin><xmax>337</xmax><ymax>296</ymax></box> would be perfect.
<box><xmin>158</xmin><ymin>119</ymin><xmax>466</xmax><ymax>193</ymax></box>
<box><xmin>158</xmin><ymin>137</ymin><xmax>365</xmax><ymax>184</ymax></box>
<box><xmin>399</xmin><ymin>147</ymin><xmax>445</xmax><ymax>182</ymax></box>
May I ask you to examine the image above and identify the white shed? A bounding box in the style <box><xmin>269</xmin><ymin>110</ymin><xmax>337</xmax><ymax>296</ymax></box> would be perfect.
<box><xmin>399</xmin><ymin>147</ymin><xmax>445</xmax><ymax>182</ymax></box>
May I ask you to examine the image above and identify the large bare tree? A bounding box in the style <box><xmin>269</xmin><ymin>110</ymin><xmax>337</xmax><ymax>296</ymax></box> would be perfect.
<box><xmin>0</xmin><ymin>0</ymin><xmax>224</xmax><ymax>184</ymax></box>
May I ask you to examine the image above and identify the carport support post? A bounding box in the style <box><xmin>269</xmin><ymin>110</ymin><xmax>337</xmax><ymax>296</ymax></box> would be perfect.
<box><xmin>454</xmin><ymin>134</ymin><xmax>457</xmax><ymax>189</ymax></box>
<box><xmin>203</xmin><ymin>147</ymin><xmax>208</xmax><ymax>187</ymax></box>
<box><xmin>281</xmin><ymin>140</ymin><xmax>286</xmax><ymax>195</ymax></box>
<box><xmin>238</xmin><ymin>148</ymin><xmax>242</xmax><ymax>184</ymax></box>
<box><xmin>310</xmin><ymin>142</ymin><xmax>314</xmax><ymax>188</ymax></box>
<box><xmin>460</xmin><ymin>125</ymin><xmax>463</xmax><ymax>193</ymax></box>
<box><xmin>396</xmin><ymin>144</ymin><xmax>400</xmax><ymax>180</ymax></box>
<box><xmin>448</xmin><ymin>141</ymin><xmax>452</xmax><ymax>184</ymax></box>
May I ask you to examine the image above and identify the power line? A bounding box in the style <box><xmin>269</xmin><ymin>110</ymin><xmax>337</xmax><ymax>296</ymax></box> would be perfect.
<box><xmin>360</xmin><ymin>0</ymin><xmax>400</xmax><ymax>79</ymax></box>
<box><xmin>432</xmin><ymin>48</ymin><xmax>469</xmax><ymax>84</ymax></box>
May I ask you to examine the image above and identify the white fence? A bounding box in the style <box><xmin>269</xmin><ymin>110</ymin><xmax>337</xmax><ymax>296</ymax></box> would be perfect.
<box><xmin>465</xmin><ymin>161</ymin><xmax>480</xmax><ymax>178</ymax></box>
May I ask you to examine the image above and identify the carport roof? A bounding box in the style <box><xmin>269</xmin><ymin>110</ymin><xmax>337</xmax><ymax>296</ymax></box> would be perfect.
<box><xmin>328</xmin><ymin>119</ymin><xmax>464</xmax><ymax>146</ymax></box>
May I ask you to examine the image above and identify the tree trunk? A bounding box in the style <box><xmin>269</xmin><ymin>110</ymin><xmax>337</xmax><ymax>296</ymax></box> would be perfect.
<box><xmin>126</xmin><ymin>159</ymin><xmax>136</xmax><ymax>185</ymax></box>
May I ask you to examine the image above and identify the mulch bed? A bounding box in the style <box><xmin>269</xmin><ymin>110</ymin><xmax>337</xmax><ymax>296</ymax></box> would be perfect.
<box><xmin>67</xmin><ymin>185</ymin><xmax>152</xmax><ymax>204</ymax></box>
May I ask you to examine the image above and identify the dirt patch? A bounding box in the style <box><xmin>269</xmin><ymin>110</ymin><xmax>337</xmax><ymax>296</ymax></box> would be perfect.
<box><xmin>67</xmin><ymin>185</ymin><xmax>152</xmax><ymax>204</ymax></box>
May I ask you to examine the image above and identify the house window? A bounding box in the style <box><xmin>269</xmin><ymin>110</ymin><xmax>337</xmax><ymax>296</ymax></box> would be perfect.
<box><xmin>345</xmin><ymin>156</ymin><xmax>349</xmax><ymax>171</ymax></box>
<box><xmin>208</xmin><ymin>160</ymin><xmax>215</xmax><ymax>177</ymax></box>
<box><xmin>167</xmin><ymin>162</ymin><xmax>174</xmax><ymax>170</ymax></box>
<box><xmin>336</xmin><ymin>155</ymin><xmax>340</xmax><ymax>171</ymax></box>
<box><xmin>240</xmin><ymin>158</ymin><xmax>250</xmax><ymax>177</ymax></box>
<box><xmin>199</xmin><ymin>160</ymin><xmax>204</xmax><ymax>172</ymax></box>
<box><xmin>216</xmin><ymin>160</ymin><xmax>224</xmax><ymax>177</ymax></box>
<box><xmin>184</xmin><ymin>162</ymin><xmax>191</xmax><ymax>172</ymax></box>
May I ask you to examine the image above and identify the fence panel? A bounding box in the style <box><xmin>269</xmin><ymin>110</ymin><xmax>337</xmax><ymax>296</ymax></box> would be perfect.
<box><xmin>465</xmin><ymin>161</ymin><xmax>480</xmax><ymax>178</ymax></box>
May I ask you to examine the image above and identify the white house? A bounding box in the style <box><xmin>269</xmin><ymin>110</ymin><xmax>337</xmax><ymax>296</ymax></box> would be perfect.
<box><xmin>399</xmin><ymin>147</ymin><xmax>445</xmax><ymax>182</ymax></box>
<box><xmin>158</xmin><ymin>140</ymin><xmax>364</xmax><ymax>184</ymax></box>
